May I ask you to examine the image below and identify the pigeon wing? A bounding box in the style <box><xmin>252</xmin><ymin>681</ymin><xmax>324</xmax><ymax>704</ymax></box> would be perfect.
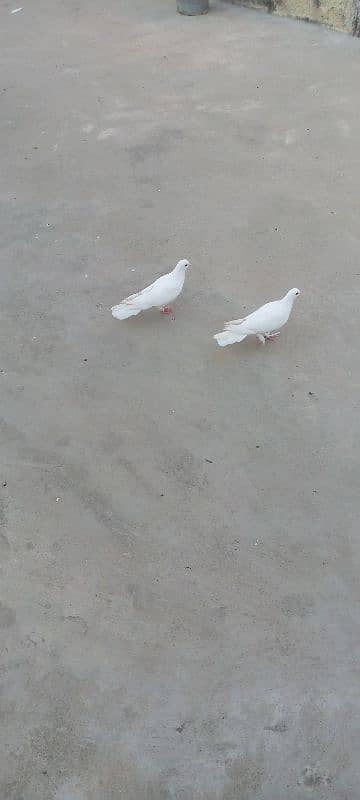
<box><xmin>121</xmin><ymin>273</ymin><xmax>174</xmax><ymax>309</ymax></box>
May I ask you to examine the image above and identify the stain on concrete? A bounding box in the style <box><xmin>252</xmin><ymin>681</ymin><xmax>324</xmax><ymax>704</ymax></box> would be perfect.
<box><xmin>0</xmin><ymin>602</ymin><xmax>16</xmax><ymax>629</ymax></box>
<box><xmin>0</xmin><ymin>531</ymin><xmax>11</xmax><ymax>555</ymax></box>
<box><xmin>281</xmin><ymin>593</ymin><xmax>315</xmax><ymax>617</ymax></box>
<box><xmin>127</xmin><ymin>128</ymin><xmax>184</xmax><ymax>165</ymax></box>
<box><xmin>175</xmin><ymin>719</ymin><xmax>191</xmax><ymax>733</ymax></box>
<box><xmin>0</xmin><ymin>497</ymin><xmax>10</xmax><ymax>560</ymax></box>
<box><xmin>264</xmin><ymin>719</ymin><xmax>288</xmax><ymax>733</ymax></box>
<box><xmin>38</xmin><ymin>460</ymin><xmax>138</xmax><ymax>544</ymax></box>
<box><xmin>224</xmin><ymin>755</ymin><xmax>265</xmax><ymax>799</ymax></box>
<box><xmin>0</xmin><ymin>668</ymin><xmax>97</xmax><ymax>800</ymax></box>
<box><xmin>54</xmin><ymin>782</ymin><xmax>86</xmax><ymax>800</ymax></box>
<box><xmin>62</xmin><ymin>615</ymin><xmax>88</xmax><ymax>636</ymax></box>
<box><xmin>300</xmin><ymin>765</ymin><xmax>333</xmax><ymax>787</ymax></box>
<box><xmin>0</xmin><ymin>418</ymin><xmax>24</xmax><ymax>445</ymax></box>
<box><xmin>55</xmin><ymin>436</ymin><xmax>71</xmax><ymax>448</ymax></box>
<box><xmin>161</xmin><ymin>447</ymin><xmax>208</xmax><ymax>490</ymax></box>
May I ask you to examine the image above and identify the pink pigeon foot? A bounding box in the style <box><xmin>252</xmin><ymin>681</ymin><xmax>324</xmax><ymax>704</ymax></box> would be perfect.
<box><xmin>265</xmin><ymin>332</ymin><xmax>280</xmax><ymax>341</ymax></box>
<box><xmin>161</xmin><ymin>306</ymin><xmax>173</xmax><ymax>315</ymax></box>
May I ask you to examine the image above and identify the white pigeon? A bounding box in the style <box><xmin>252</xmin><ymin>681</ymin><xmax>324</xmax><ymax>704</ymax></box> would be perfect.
<box><xmin>111</xmin><ymin>259</ymin><xmax>190</xmax><ymax>320</ymax></box>
<box><xmin>214</xmin><ymin>288</ymin><xmax>300</xmax><ymax>347</ymax></box>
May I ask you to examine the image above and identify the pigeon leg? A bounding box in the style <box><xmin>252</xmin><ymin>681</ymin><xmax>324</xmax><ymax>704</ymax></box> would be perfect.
<box><xmin>257</xmin><ymin>334</ymin><xmax>266</xmax><ymax>344</ymax></box>
<box><xmin>265</xmin><ymin>332</ymin><xmax>280</xmax><ymax>341</ymax></box>
<box><xmin>160</xmin><ymin>306</ymin><xmax>173</xmax><ymax>315</ymax></box>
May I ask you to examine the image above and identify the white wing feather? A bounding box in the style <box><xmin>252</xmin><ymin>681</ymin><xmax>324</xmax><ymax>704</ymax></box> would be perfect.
<box><xmin>111</xmin><ymin>262</ymin><xmax>187</xmax><ymax>320</ymax></box>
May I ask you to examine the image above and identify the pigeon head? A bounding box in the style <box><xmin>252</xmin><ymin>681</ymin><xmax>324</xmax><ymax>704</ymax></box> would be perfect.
<box><xmin>288</xmin><ymin>288</ymin><xmax>300</xmax><ymax>298</ymax></box>
<box><xmin>176</xmin><ymin>259</ymin><xmax>190</xmax><ymax>271</ymax></box>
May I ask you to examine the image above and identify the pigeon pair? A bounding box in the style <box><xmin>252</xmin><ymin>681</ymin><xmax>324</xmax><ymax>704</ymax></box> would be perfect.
<box><xmin>111</xmin><ymin>259</ymin><xmax>300</xmax><ymax>346</ymax></box>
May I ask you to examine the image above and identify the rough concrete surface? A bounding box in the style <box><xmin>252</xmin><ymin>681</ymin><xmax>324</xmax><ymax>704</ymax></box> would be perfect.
<box><xmin>1</xmin><ymin>1</ymin><xmax>360</xmax><ymax>798</ymax></box>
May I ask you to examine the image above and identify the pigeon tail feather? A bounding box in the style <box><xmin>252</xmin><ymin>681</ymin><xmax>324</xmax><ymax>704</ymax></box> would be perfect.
<box><xmin>111</xmin><ymin>303</ymin><xmax>142</xmax><ymax>320</ymax></box>
<box><xmin>214</xmin><ymin>331</ymin><xmax>247</xmax><ymax>347</ymax></box>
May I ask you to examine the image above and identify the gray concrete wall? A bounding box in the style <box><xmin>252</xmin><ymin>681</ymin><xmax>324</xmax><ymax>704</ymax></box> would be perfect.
<box><xmin>228</xmin><ymin>0</ymin><xmax>360</xmax><ymax>34</ymax></box>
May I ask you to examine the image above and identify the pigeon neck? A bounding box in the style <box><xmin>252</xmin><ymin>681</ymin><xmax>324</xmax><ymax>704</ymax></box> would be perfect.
<box><xmin>173</xmin><ymin>263</ymin><xmax>185</xmax><ymax>276</ymax></box>
<box><xmin>283</xmin><ymin>291</ymin><xmax>295</xmax><ymax>306</ymax></box>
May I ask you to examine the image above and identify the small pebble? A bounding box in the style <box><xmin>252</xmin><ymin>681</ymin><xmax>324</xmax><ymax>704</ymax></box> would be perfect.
<box><xmin>176</xmin><ymin>722</ymin><xmax>186</xmax><ymax>733</ymax></box>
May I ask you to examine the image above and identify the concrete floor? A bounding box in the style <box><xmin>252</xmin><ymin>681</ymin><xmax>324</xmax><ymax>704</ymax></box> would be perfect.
<box><xmin>1</xmin><ymin>0</ymin><xmax>360</xmax><ymax>797</ymax></box>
